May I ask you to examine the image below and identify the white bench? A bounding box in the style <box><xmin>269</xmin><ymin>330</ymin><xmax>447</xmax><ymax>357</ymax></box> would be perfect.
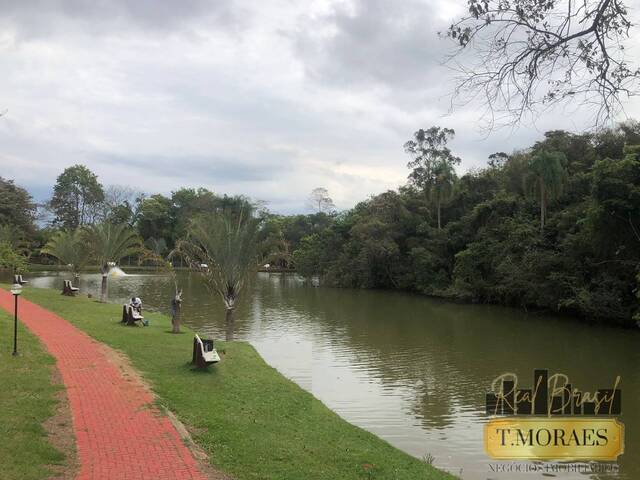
<box><xmin>62</xmin><ymin>280</ymin><xmax>79</xmax><ymax>295</ymax></box>
<box><xmin>193</xmin><ymin>334</ymin><xmax>220</xmax><ymax>367</ymax></box>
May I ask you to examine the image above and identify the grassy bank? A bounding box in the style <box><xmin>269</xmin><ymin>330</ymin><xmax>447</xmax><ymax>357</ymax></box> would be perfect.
<box><xmin>0</xmin><ymin>310</ymin><xmax>66</xmax><ymax>480</ymax></box>
<box><xmin>11</xmin><ymin>286</ymin><xmax>454</xmax><ymax>480</ymax></box>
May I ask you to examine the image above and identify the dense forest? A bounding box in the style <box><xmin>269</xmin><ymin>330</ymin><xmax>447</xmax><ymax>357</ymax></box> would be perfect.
<box><xmin>2</xmin><ymin>122</ymin><xmax>640</xmax><ymax>327</ymax></box>
<box><xmin>293</xmin><ymin>123</ymin><xmax>640</xmax><ymax>327</ymax></box>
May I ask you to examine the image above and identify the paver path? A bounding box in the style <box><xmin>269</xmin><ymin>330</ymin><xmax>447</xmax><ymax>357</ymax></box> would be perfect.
<box><xmin>0</xmin><ymin>289</ymin><xmax>209</xmax><ymax>480</ymax></box>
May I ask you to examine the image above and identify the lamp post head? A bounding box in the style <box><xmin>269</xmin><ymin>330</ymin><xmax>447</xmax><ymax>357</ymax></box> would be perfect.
<box><xmin>10</xmin><ymin>283</ymin><xmax>22</xmax><ymax>296</ymax></box>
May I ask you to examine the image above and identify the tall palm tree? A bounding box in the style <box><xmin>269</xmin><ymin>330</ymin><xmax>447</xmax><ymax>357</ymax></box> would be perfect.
<box><xmin>41</xmin><ymin>229</ymin><xmax>89</xmax><ymax>277</ymax></box>
<box><xmin>527</xmin><ymin>150</ymin><xmax>567</xmax><ymax>231</ymax></box>
<box><xmin>431</xmin><ymin>160</ymin><xmax>457</xmax><ymax>230</ymax></box>
<box><xmin>175</xmin><ymin>208</ymin><xmax>262</xmax><ymax>339</ymax></box>
<box><xmin>83</xmin><ymin>223</ymin><xmax>141</xmax><ymax>302</ymax></box>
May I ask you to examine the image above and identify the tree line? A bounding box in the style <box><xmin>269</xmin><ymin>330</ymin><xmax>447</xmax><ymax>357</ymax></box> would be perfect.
<box><xmin>2</xmin><ymin>121</ymin><xmax>640</xmax><ymax>326</ymax></box>
<box><xmin>293</xmin><ymin>122</ymin><xmax>640</xmax><ymax>327</ymax></box>
<box><xmin>0</xmin><ymin>171</ymin><xmax>265</xmax><ymax>331</ymax></box>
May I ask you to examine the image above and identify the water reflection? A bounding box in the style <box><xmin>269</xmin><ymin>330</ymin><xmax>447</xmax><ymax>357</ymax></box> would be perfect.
<box><xmin>7</xmin><ymin>269</ymin><xmax>638</xmax><ymax>480</ymax></box>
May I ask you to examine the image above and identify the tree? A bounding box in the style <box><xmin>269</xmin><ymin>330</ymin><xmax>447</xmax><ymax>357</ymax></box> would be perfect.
<box><xmin>175</xmin><ymin>208</ymin><xmax>262</xmax><ymax>339</ymax></box>
<box><xmin>145</xmin><ymin>237</ymin><xmax>168</xmax><ymax>257</ymax></box>
<box><xmin>41</xmin><ymin>229</ymin><xmax>90</xmax><ymax>275</ymax></box>
<box><xmin>286</xmin><ymin>123</ymin><xmax>640</xmax><ymax>325</ymax></box>
<box><xmin>0</xmin><ymin>224</ymin><xmax>27</xmax><ymax>250</ymax></box>
<box><xmin>404</xmin><ymin>127</ymin><xmax>461</xmax><ymax>229</ymax></box>
<box><xmin>431</xmin><ymin>160</ymin><xmax>457</xmax><ymax>230</ymax></box>
<box><xmin>526</xmin><ymin>150</ymin><xmax>567</xmax><ymax>231</ymax></box>
<box><xmin>83</xmin><ymin>223</ymin><xmax>141</xmax><ymax>302</ymax></box>
<box><xmin>309</xmin><ymin>187</ymin><xmax>335</xmax><ymax>213</ymax></box>
<box><xmin>171</xmin><ymin>290</ymin><xmax>183</xmax><ymax>334</ymax></box>
<box><xmin>260</xmin><ymin>221</ymin><xmax>293</xmax><ymax>269</ymax></box>
<box><xmin>0</xmin><ymin>241</ymin><xmax>27</xmax><ymax>274</ymax></box>
<box><xmin>137</xmin><ymin>194</ymin><xmax>174</xmax><ymax>243</ymax></box>
<box><xmin>170</xmin><ymin>188</ymin><xmax>251</xmax><ymax>241</ymax></box>
<box><xmin>0</xmin><ymin>177</ymin><xmax>36</xmax><ymax>236</ymax></box>
<box><xmin>100</xmin><ymin>185</ymin><xmax>140</xmax><ymax>225</ymax></box>
<box><xmin>293</xmin><ymin>231</ymin><xmax>338</xmax><ymax>278</ymax></box>
<box><xmin>50</xmin><ymin>165</ymin><xmax>105</xmax><ymax>229</ymax></box>
<box><xmin>488</xmin><ymin>152</ymin><xmax>509</xmax><ymax>169</ymax></box>
<box><xmin>171</xmin><ymin>188</ymin><xmax>219</xmax><ymax>240</ymax></box>
<box><xmin>405</xmin><ymin>127</ymin><xmax>461</xmax><ymax>189</ymax></box>
<box><xmin>446</xmin><ymin>0</ymin><xmax>639</xmax><ymax>126</ymax></box>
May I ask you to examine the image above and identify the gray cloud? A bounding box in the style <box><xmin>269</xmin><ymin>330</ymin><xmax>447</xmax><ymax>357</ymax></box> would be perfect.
<box><xmin>0</xmin><ymin>0</ymin><xmax>240</xmax><ymax>39</ymax></box>
<box><xmin>95</xmin><ymin>153</ymin><xmax>289</xmax><ymax>184</ymax></box>
<box><xmin>294</xmin><ymin>0</ymin><xmax>450</xmax><ymax>91</ymax></box>
<box><xmin>1</xmin><ymin>0</ymin><xmax>639</xmax><ymax>216</ymax></box>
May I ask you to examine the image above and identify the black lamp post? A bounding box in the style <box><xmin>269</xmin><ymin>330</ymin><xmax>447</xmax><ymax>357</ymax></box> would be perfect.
<box><xmin>10</xmin><ymin>283</ymin><xmax>22</xmax><ymax>356</ymax></box>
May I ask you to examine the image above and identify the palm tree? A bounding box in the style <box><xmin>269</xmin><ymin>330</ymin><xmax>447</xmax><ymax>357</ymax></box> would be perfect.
<box><xmin>527</xmin><ymin>150</ymin><xmax>567</xmax><ymax>231</ymax></box>
<box><xmin>41</xmin><ymin>229</ymin><xmax>89</xmax><ymax>278</ymax></box>
<box><xmin>431</xmin><ymin>160</ymin><xmax>457</xmax><ymax>230</ymax></box>
<box><xmin>83</xmin><ymin>223</ymin><xmax>141</xmax><ymax>302</ymax></box>
<box><xmin>175</xmin><ymin>208</ymin><xmax>262</xmax><ymax>339</ymax></box>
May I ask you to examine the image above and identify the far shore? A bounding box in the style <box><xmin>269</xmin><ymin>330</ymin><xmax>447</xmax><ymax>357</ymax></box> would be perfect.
<box><xmin>15</xmin><ymin>264</ymin><xmax>297</xmax><ymax>274</ymax></box>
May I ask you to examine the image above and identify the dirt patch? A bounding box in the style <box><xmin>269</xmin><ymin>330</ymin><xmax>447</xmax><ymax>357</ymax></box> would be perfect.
<box><xmin>99</xmin><ymin>341</ymin><xmax>233</xmax><ymax>480</ymax></box>
<box><xmin>43</xmin><ymin>368</ymin><xmax>79</xmax><ymax>480</ymax></box>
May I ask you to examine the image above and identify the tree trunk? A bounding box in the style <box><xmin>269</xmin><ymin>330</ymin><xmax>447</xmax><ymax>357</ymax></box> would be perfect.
<box><xmin>540</xmin><ymin>178</ymin><xmax>546</xmax><ymax>231</ymax></box>
<box><xmin>100</xmin><ymin>272</ymin><xmax>108</xmax><ymax>303</ymax></box>
<box><xmin>171</xmin><ymin>294</ymin><xmax>182</xmax><ymax>333</ymax></box>
<box><xmin>171</xmin><ymin>311</ymin><xmax>181</xmax><ymax>333</ymax></box>
<box><xmin>225</xmin><ymin>309</ymin><xmax>235</xmax><ymax>341</ymax></box>
<box><xmin>437</xmin><ymin>198</ymin><xmax>441</xmax><ymax>230</ymax></box>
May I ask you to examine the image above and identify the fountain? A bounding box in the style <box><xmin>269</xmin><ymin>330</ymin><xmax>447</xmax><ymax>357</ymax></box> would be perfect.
<box><xmin>107</xmin><ymin>264</ymin><xmax>127</xmax><ymax>277</ymax></box>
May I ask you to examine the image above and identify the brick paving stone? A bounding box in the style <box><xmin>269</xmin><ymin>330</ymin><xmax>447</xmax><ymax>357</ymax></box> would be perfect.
<box><xmin>0</xmin><ymin>289</ymin><xmax>208</xmax><ymax>480</ymax></box>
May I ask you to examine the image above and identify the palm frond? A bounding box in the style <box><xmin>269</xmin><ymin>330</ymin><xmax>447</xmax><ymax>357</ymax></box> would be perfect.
<box><xmin>41</xmin><ymin>229</ymin><xmax>89</xmax><ymax>273</ymax></box>
<box><xmin>82</xmin><ymin>223</ymin><xmax>141</xmax><ymax>272</ymax></box>
<box><xmin>174</xmin><ymin>210</ymin><xmax>262</xmax><ymax>309</ymax></box>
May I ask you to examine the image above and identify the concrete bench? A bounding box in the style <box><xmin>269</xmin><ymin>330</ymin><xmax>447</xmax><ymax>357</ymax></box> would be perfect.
<box><xmin>192</xmin><ymin>334</ymin><xmax>220</xmax><ymax>368</ymax></box>
<box><xmin>62</xmin><ymin>280</ymin><xmax>79</xmax><ymax>296</ymax></box>
<box><xmin>122</xmin><ymin>304</ymin><xmax>146</xmax><ymax>326</ymax></box>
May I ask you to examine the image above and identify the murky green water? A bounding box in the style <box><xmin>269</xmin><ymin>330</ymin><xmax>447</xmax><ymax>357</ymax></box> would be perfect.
<box><xmin>8</xmin><ymin>270</ymin><xmax>639</xmax><ymax>479</ymax></box>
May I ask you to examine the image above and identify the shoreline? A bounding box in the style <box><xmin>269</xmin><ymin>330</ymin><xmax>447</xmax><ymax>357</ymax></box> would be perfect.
<box><xmin>17</xmin><ymin>265</ymin><xmax>640</xmax><ymax>329</ymax></box>
<box><xmin>21</xmin><ymin>264</ymin><xmax>297</xmax><ymax>274</ymax></box>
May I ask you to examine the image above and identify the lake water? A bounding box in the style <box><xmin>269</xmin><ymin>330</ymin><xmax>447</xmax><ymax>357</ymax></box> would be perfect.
<box><xmin>8</xmin><ymin>270</ymin><xmax>639</xmax><ymax>479</ymax></box>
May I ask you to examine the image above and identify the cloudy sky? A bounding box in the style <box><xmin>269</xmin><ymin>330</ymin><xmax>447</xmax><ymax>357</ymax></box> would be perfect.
<box><xmin>1</xmin><ymin>0</ymin><xmax>639</xmax><ymax>213</ymax></box>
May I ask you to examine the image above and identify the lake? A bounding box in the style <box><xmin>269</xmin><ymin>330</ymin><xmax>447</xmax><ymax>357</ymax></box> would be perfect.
<box><xmin>8</xmin><ymin>269</ymin><xmax>639</xmax><ymax>479</ymax></box>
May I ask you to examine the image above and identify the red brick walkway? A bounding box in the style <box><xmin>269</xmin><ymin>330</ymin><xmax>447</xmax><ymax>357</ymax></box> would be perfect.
<box><xmin>0</xmin><ymin>289</ymin><xmax>208</xmax><ymax>480</ymax></box>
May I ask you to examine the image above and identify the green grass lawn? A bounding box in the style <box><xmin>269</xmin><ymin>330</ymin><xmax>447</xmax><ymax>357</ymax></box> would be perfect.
<box><xmin>10</xmin><ymin>286</ymin><xmax>456</xmax><ymax>480</ymax></box>
<box><xmin>0</xmin><ymin>309</ymin><xmax>66</xmax><ymax>480</ymax></box>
